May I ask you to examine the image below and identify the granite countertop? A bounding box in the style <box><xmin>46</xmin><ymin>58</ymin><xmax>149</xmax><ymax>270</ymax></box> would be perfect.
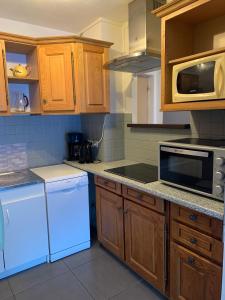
<box><xmin>65</xmin><ymin>160</ymin><xmax>224</xmax><ymax>221</ymax></box>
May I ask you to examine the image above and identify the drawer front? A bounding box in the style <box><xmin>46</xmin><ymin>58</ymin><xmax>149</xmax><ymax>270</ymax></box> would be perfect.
<box><xmin>171</xmin><ymin>204</ymin><xmax>223</xmax><ymax>240</ymax></box>
<box><xmin>122</xmin><ymin>185</ymin><xmax>165</xmax><ymax>213</ymax></box>
<box><xmin>95</xmin><ymin>176</ymin><xmax>122</xmax><ymax>195</ymax></box>
<box><xmin>170</xmin><ymin>242</ymin><xmax>222</xmax><ymax>300</ymax></box>
<box><xmin>172</xmin><ymin>221</ymin><xmax>223</xmax><ymax>264</ymax></box>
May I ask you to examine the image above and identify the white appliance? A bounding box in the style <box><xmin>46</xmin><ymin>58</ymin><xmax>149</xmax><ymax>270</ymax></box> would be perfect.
<box><xmin>32</xmin><ymin>164</ymin><xmax>90</xmax><ymax>262</ymax></box>
<box><xmin>0</xmin><ymin>183</ymin><xmax>49</xmax><ymax>278</ymax></box>
<box><xmin>172</xmin><ymin>53</ymin><xmax>225</xmax><ymax>103</ymax></box>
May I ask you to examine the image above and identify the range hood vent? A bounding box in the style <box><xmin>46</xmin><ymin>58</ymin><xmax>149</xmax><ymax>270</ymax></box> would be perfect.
<box><xmin>104</xmin><ymin>0</ymin><xmax>166</xmax><ymax>73</ymax></box>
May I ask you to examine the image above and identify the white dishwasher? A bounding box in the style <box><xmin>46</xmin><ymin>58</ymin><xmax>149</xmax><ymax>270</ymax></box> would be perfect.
<box><xmin>32</xmin><ymin>165</ymin><xmax>90</xmax><ymax>262</ymax></box>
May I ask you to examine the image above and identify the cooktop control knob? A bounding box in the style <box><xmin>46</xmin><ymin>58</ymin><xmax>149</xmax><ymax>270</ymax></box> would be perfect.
<box><xmin>215</xmin><ymin>185</ymin><xmax>224</xmax><ymax>195</ymax></box>
<box><xmin>215</xmin><ymin>171</ymin><xmax>225</xmax><ymax>180</ymax></box>
<box><xmin>216</xmin><ymin>157</ymin><xmax>225</xmax><ymax>166</ymax></box>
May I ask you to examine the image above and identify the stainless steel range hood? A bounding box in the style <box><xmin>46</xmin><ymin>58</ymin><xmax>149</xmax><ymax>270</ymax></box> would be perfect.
<box><xmin>104</xmin><ymin>0</ymin><xmax>166</xmax><ymax>73</ymax></box>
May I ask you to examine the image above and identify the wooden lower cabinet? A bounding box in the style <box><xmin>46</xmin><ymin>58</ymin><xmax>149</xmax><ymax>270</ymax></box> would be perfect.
<box><xmin>96</xmin><ymin>187</ymin><xmax>124</xmax><ymax>259</ymax></box>
<box><xmin>124</xmin><ymin>199</ymin><xmax>166</xmax><ymax>292</ymax></box>
<box><xmin>170</xmin><ymin>242</ymin><xmax>222</xmax><ymax>300</ymax></box>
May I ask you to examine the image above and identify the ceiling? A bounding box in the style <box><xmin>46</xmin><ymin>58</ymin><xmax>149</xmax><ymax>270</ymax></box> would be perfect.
<box><xmin>0</xmin><ymin>0</ymin><xmax>132</xmax><ymax>34</ymax></box>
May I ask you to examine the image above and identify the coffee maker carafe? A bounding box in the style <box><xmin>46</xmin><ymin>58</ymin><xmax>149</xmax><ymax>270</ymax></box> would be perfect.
<box><xmin>67</xmin><ymin>132</ymin><xmax>83</xmax><ymax>161</ymax></box>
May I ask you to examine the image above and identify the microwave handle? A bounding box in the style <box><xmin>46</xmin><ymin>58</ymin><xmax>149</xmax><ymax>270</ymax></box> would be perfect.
<box><xmin>161</xmin><ymin>146</ymin><xmax>209</xmax><ymax>158</ymax></box>
<box><xmin>215</xmin><ymin>63</ymin><xmax>224</xmax><ymax>97</ymax></box>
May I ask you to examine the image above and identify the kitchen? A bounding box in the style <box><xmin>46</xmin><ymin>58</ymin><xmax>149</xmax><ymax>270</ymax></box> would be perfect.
<box><xmin>0</xmin><ymin>0</ymin><xmax>224</xmax><ymax>299</ymax></box>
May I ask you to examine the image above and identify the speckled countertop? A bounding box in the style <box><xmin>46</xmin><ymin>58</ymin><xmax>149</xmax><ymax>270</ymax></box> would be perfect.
<box><xmin>65</xmin><ymin>160</ymin><xmax>224</xmax><ymax>221</ymax></box>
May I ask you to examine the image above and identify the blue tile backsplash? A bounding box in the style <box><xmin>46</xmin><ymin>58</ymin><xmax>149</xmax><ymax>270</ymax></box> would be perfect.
<box><xmin>0</xmin><ymin>115</ymin><xmax>81</xmax><ymax>168</ymax></box>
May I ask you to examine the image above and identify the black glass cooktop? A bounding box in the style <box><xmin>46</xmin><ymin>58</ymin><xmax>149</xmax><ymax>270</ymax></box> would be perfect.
<box><xmin>169</xmin><ymin>138</ymin><xmax>225</xmax><ymax>148</ymax></box>
<box><xmin>105</xmin><ymin>163</ymin><xmax>158</xmax><ymax>184</ymax></box>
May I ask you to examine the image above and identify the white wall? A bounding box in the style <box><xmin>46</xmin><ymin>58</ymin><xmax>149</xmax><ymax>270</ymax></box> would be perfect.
<box><xmin>0</xmin><ymin>17</ymin><xmax>73</xmax><ymax>37</ymax></box>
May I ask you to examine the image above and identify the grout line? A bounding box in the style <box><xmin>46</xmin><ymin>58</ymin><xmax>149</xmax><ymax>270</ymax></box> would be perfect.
<box><xmin>70</xmin><ymin>270</ymin><xmax>96</xmax><ymax>300</ymax></box>
<box><xmin>7</xmin><ymin>262</ymin><xmax>69</xmax><ymax>296</ymax></box>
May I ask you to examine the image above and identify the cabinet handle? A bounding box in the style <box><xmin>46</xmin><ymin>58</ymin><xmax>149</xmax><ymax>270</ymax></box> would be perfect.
<box><xmin>6</xmin><ymin>209</ymin><xmax>10</xmax><ymax>225</ymax></box>
<box><xmin>2</xmin><ymin>49</ymin><xmax>9</xmax><ymax>106</ymax></box>
<box><xmin>124</xmin><ymin>208</ymin><xmax>128</xmax><ymax>214</ymax></box>
<box><xmin>190</xmin><ymin>237</ymin><xmax>198</xmax><ymax>245</ymax></box>
<box><xmin>43</xmin><ymin>99</ymin><xmax>48</xmax><ymax>105</ymax></box>
<box><xmin>137</xmin><ymin>194</ymin><xmax>143</xmax><ymax>201</ymax></box>
<box><xmin>187</xmin><ymin>256</ymin><xmax>195</xmax><ymax>266</ymax></box>
<box><xmin>189</xmin><ymin>214</ymin><xmax>198</xmax><ymax>221</ymax></box>
<box><xmin>71</xmin><ymin>52</ymin><xmax>76</xmax><ymax>105</ymax></box>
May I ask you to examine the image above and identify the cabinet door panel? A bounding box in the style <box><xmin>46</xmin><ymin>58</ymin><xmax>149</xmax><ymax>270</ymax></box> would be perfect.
<box><xmin>124</xmin><ymin>200</ymin><xmax>165</xmax><ymax>292</ymax></box>
<box><xmin>0</xmin><ymin>41</ymin><xmax>8</xmax><ymax>112</ymax></box>
<box><xmin>74</xmin><ymin>43</ymin><xmax>109</xmax><ymax>113</ymax></box>
<box><xmin>38</xmin><ymin>44</ymin><xmax>75</xmax><ymax>112</ymax></box>
<box><xmin>170</xmin><ymin>242</ymin><xmax>222</xmax><ymax>300</ymax></box>
<box><xmin>96</xmin><ymin>187</ymin><xmax>124</xmax><ymax>259</ymax></box>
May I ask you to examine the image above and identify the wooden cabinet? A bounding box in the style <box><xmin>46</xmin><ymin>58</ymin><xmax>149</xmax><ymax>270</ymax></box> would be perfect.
<box><xmin>74</xmin><ymin>43</ymin><xmax>109</xmax><ymax>113</ymax></box>
<box><xmin>153</xmin><ymin>0</ymin><xmax>225</xmax><ymax>111</ymax></box>
<box><xmin>170</xmin><ymin>242</ymin><xmax>222</xmax><ymax>300</ymax></box>
<box><xmin>0</xmin><ymin>41</ymin><xmax>8</xmax><ymax>113</ymax></box>
<box><xmin>124</xmin><ymin>199</ymin><xmax>166</xmax><ymax>292</ymax></box>
<box><xmin>170</xmin><ymin>203</ymin><xmax>223</xmax><ymax>300</ymax></box>
<box><xmin>96</xmin><ymin>186</ymin><xmax>124</xmax><ymax>259</ymax></box>
<box><xmin>95</xmin><ymin>177</ymin><xmax>166</xmax><ymax>292</ymax></box>
<box><xmin>95</xmin><ymin>176</ymin><xmax>223</xmax><ymax>300</ymax></box>
<box><xmin>38</xmin><ymin>43</ymin><xmax>75</xmax><ymax>112</ymax></box>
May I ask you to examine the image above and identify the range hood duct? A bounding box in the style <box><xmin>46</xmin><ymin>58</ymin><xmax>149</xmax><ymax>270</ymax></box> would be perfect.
<box><xmin>104</xmin><ymin>0</ymin><xmax>166</xmax><ymax>73</ymax></box>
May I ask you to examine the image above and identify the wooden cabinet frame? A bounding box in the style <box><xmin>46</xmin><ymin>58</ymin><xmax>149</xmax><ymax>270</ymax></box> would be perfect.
<box><xmin>0</xmin><ymin>32</ymin><xmax>112</xmax><ymax>116</ymax></box>
<box><xmin>95</xmin><ymin>176</ymin><xmax>223</xmax><ymax>300</ymax></box>
<box><xmin>153</xmin><ymin>0</ymin><xmax>225</xmax><ymax>111</ymax></box>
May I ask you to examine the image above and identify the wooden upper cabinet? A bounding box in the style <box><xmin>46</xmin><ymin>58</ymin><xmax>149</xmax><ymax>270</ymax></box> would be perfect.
<box><xmin>96</xmin><ymin>187</ymin><xmax>124</xmax><ymax>259</ymax></box>
<box><xmin>170</xmin><ymin>242</ymin><xmax>222</xmax><ymax>300</ymax></box>
<box><xmin>124</xmin><ymin>199</ymin><xmax>166</xmax><ymax>292</ymax></box>
<box><xmin>74</xmin><ymin>43</ymin><xmax>109</xmax><ymax>113</ymax></box>
<box><xmin>38</xmin><ymin>43</ymin><xmax>75</xmax><ymax>112</ymax></box>
<box><xmin>0</xmin><ymin>41</ymin><xmax>8</xmax><ymax>113</ymax></box>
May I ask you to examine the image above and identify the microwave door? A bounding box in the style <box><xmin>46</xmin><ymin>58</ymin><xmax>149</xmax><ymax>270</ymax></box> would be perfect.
<box><xmin>160</xmin><ymin>147</ymin><xmax>213</xmax><ymax>194</ymax></box>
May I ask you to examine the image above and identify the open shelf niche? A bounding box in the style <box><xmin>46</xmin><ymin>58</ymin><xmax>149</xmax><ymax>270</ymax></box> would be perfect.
<box><xmin>5</xmin><ymin>41</ymin><xmax>41</xmax><ymax>114</ymax></box>
<box><xmin>155</xmin><ymin>0</ymin><xmax>225</xmax><ymax>111</ymax></box>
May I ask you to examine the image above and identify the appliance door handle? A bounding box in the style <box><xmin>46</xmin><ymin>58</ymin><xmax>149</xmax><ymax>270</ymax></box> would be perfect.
<box><xmin>160</xmin><ymin>146</ymin><xmax>209</xmax><ymax>158</ymax></box>
<box><xmin>215</xmin><ymin>62</ymin><xmax>224</xmax><ymax>97</ymax></box>
<box><xmin>0</xmin><ymin>200</ymin><xmax>4</xmax><ymax>252</ymax></box>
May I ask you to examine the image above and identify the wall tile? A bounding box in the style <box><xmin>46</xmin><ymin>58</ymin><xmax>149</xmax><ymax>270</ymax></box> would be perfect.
<box><xmin>0</xmin><ymin>115</ymin><xmax>81</xmax><ymax>169</ymax></box>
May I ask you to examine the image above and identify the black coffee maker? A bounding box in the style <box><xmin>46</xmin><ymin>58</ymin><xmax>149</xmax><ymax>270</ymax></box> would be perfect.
<box><xmin>79</xmin><ymin>141</ymin><xmax>93</xmax><ymax>164</ymax></box>
<box><xmin>67</xmin><ymin>132</ymin><xmax>83</xmax><ymax>161</ymax></box>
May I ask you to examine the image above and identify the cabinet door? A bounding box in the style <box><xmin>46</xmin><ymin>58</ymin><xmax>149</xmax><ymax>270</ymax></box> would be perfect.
<box><xmin>170</xmin><ymin>242</ymin><xmax>222</xmax><ymax>300</ymax></box>
<box><xmin>124</xmin><ymin>199</ymin><xmax>165</xmax><ymax>292</ymax></box>
<box><xmin>74</xmin><ymin>43</ymin><xmax>109</xmax><ymax>113</ymax></box>
<box><xmin>38</xmin><ymin>44</ymin><xmax>75</xmax><ymax>112</ymax></box>
<box><xmin>2</xmin><ymin>191</ymin><xmax>48</xmax><ymax>270</ymax></box>
<box><xmin>0</xmin><ymin>41</ymin><xmax>8</xmax><ymax>112</ymax></box>
<box><xmin>96</xmin><ymin>187</ymin><xmax>124</xmax><ymax>259</ymax></box>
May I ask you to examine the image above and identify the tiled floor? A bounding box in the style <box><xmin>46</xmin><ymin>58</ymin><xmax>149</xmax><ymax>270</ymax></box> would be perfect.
<box><xmin>1</xmin><ymin>242</ymin><xmax>166</xmax><ymax>300</ymax></box>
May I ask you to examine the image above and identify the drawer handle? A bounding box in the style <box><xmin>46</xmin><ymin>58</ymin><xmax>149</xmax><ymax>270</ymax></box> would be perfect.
<box><xmin>189</xmin><ymin>214</ymin><xmax>198</xmax><ymax>221</ymax></box>
<box><xmin>137</xmin><ymin>194</ymin><xmax>143</xmax><ymax>201</ymax></box>
<box><xmin>187</xmin><ymin>256</ymin><xmax>195</xmax><ymax>266</ymax></box>
<box><xmin>190</xmin><ymin>237</ymin><xmax>198</xmax><ymax>245</ymax></box>
<box><xmin>124</xmin><ymin>208</ymin><xmax>128</xmax><ymax>214</ymax></box>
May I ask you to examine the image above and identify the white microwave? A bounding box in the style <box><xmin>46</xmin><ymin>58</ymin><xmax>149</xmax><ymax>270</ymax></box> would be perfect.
<box><xmin>172</xmin><ymin>53</ymin><xmax>225</xmax><ymax>103</ymax></box>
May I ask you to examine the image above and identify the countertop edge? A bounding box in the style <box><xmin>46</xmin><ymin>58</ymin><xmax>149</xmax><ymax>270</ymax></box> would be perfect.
<box><xmin>65</xmin><ymin>161</ymin><xmax>224</xmax><ymax>221</ymax></box>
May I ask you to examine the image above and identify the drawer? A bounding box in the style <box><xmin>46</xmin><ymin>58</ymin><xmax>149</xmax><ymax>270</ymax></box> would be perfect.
<box><xmin>171</xmin><ymin>204</ymin><xmax>223</xmax><ymax>240</ymax></box>
<box><xmin>172</xmin><ymin>221</ymin><xmax>223</xmax><ymax>264</ymax></box>
<box><xmin>95</xmin><ymin>176</ymin><xmax>122</xmax><ymax>195</ymax></box>
<box><xmin>122</xmin><ymin>185</ymin><xmax>165</xmax><ymax>213</ymax></box>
